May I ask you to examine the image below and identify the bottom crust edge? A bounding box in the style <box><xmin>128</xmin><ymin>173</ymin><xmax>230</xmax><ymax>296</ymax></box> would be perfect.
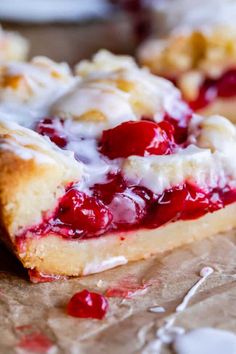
<box><xmin>16</xmin><ymin>202</ymin><xmax>236</xmax><ymax>276</ymax></box>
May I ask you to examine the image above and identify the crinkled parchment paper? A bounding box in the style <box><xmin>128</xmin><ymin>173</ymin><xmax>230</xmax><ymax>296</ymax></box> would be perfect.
<box><xmin>1</xmin><ymin>231</ymin><xmax>236</xmax><ymax>354</ymax></box>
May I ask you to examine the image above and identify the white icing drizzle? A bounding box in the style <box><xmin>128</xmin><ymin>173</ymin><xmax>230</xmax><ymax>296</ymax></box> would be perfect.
<box><xmin>123</xmin><ymin>115</ymin><xmax>236</xmax><ymax>195</ymax></box>
<box><xmin>82</xmin><ymin>256</ymin><xmax>128</xmax><ymax>276</ymax></box>
<box><xmin>1</xmin><ymin>52</ymin><xmax>236</xmax><ymax>198</ymax></box>
<box><xmin>149</xmin><ymin>306</ymin><xmax>166</xmax><ymax>313</ymax></box>
<box><xmin>173</xmin><ymin>327</ymin><xmax>236</xmax><ymax>354</ymax></box>
<box><xmin>52</xmin><ymin>50</ymin><xmax>184</xmax><ymax>131</ymax></box>
<box><xmin>0</xmin><ymin>57</ymin><xmax>76</xmax><ymax>128</ymax></box>
<box><xmin>137</xmin><ymin>322</ymin><xmax>155</xmax><ymax>348</ymax></box>
<box><xmin>176</xmin><ymin>266</ymin><xmax>214</xmax><ymax>312</ymax></box>
<box><xmin>157</xmin><ymin>319</ymin><xmax>185</xmax><ymax>345</ymax></box>
<box><xmin>142</xmin><ymin>338</ymin><xmax>162</xmax><ymax>354</ymax></box>
<box><xmin>142</xmin><ymin>267</ymin><xmax>214</xmax><ymax>354</ymax></box>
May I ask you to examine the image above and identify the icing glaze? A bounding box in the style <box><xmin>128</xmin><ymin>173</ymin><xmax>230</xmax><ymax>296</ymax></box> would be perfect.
<box><xmin>82</xmin><ymin>256</ymin><xmax>127</xmax><ymax>275</ymax></box>
<box><xmin>173</xmin><ymin>327</ymin><xmax>236</xmax><ymax>354</ymax></box>
<box><xmin>149</xmin><ymin>306</ymin><xmax>166</xmax><ymax>313</ymax></box>
<box><xmin>0</xmin><ymin>57</ymin><xmax>76</xmax><ymax>128</ymax></box>
<box><xmin>53</xmin><ymin>50</ymin><xmax>186</xmax><ymax>133</ymax></box>
<box><xmin>176</xmin><ymin>266</ymin><xmax>214</xmax><ymax>312</ymax></box>
<box><xmin>2</xmin><ymin>53</ymin><xmax>236</xmax><ymax>200</ymax></box>
<box><xmin>142</xmin><ymin>267</ymin><xmax>214</xmax><ymax>354</ymax></box>
<box><xmin>124</xmin><ymin>115</ymin><xmax>236</xmax><ymax>195</ymax></box>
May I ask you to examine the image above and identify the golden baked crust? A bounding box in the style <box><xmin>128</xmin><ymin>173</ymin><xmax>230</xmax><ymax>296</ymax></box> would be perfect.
<box><xmin>139</xmin><ymin>25</ymin><xmax>236</xmax><ymax>78</ymax></box>
<box><xmin>0</xmin><ymin>120</ymin><xmax>82</xmax><ymax>240</ymax></box>
<box><xmin>138</xmin><ymin>25</ymin><xmax>236</xmax><ymax>102</ymax></box>
<box><xmin>52</xmin><ymin>50</ymin><xmax>183</xmax><ymax>129</ymax></box>
<box><xmin>0</xmin><ymin>56</ymin><xmax>73</xmax><ymax>106</ymax></box>
<box><xmin>138</xmin><ymin>26</ymin><xmax>236</xmax><ymax>122</ymax></box>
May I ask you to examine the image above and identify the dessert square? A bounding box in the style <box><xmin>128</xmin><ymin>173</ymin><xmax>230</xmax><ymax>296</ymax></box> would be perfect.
<box><xmin>1</xmin><ymin>50</ymin><xmax>236</xmax><ymax>281</ymax></box>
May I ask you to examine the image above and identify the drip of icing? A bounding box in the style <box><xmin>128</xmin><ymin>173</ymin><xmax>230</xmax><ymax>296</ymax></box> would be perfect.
<box><xmin>142</xmin><ymin>338</ymin><xmax>162</xmax><ymax>354</ymax></box>
<box><xmin>137</xmin><ymin>322</ymin><xmax>155</xmax><ymax>348</ymax></box>
<box><xmin>176</xmin><ymin>266</ymin><xmax>214</xmax><ymax>312</ymax></box>
<box><xmin>82</xmin><ymin>256</ymin><xmax>127</xmax><ymax>276</ymax></box>
<box><xmin>142</xmin><ymin>267</ymin><xmax>214</xmax><ymax>353</ymax></box>
<box><xmin>149</xmin><ymin>306</ymin><xmax>166</xmax><ymax>313</ymax></box>
<box><xmin>173</xmin><ymin>327</ymin><xmax>236</xmax><ymax>354</ymax></box>
<box><xmin>156</xmin><ymin>317</ymin><xmax>185</xmax><ymax>345</ymax></box>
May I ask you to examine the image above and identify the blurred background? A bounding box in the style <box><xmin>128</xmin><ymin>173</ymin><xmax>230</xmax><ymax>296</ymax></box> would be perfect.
<box><xmin>1</xmin><ymin>0</ymin><xmax>236</xmax><ymax>64</ymax></box>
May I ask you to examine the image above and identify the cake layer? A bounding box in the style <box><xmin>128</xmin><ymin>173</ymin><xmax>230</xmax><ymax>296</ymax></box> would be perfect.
<box><xmin>0</xmin><ymin>120</ymin><xmax>83</xmax><ymax>237</ymax></box>
<box><xmin>18</xmin><ymin>202</ymin><xmax>236</xmax><ymax>276</ymax></box>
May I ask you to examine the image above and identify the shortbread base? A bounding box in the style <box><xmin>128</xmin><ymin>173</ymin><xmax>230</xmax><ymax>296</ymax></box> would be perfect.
<box><xmin>198</xmin><ymin>98</ymin><xmax>236</xmax><ymax>123</ymax></box>
<box><xmin>16</xmin><ymin>202</ymin><xmax>236</xmax><ymax>277</ymax></box>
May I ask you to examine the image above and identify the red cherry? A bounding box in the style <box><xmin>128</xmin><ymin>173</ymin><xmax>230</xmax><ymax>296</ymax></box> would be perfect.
<box><xmin>92</xmin><ymin>173</ymin><xmax>126</xmax><ymax>204</ymax></box>
<box><xmin>217</xmin><ymin>69</ymin><xmax>236</xmax><ymax>97</ymax></box>
<box><xmin>57</xmin><ymin>189</ymin><xmax>113</xmax><ymax>236</ymax></box>
<box><xmin>181</xmin><ymin>184</ymin><xmax>210</xmax><ymax>220</ymax></box>
<box><xmin>100</xmin><ymin>120</ymin><xmax>175</xmax><ymax>159</ymax></box>
<box><xmin>93</xmin><ymin>174</ymin><xmax>154</xmax><ymax>228</ymax></box>
<box><xmin>67</xmin><ymin>289</ymin><xmax>109</xmax><ymax>319</ymax></box>
<box><xmin>36</xmin><ymin>118</ymin><xmax>67</xmax><ymax>148</ymax></box>
<box><xmin>148</xmin><ymin>185</ymin><xmax>188</xmax><ymax>227</ymax></box>
<box><xmin>164</xmin><ymin>111</ymin><xmax>192</xmax><ymax>144</ymax></box>
<box><xmin>188</xmin><ymin>80</ymin><xmax>217</xmax><ymax>111</ymax></box>
<box><xmin>188</xmin><ymin>70</ymin><xmax>236</xmax><ymax>111</ymax></box>
<box><xmin>208</xmin><ymin>190</ymin><xmax>224</xmax><ymax>212</ymax></box>
<box><xmin>219</xmin><ymin>185</ymin><xmax>236</xmax><ymax>206</ymax></box>
<box><xmin>148</xmin><ymin>184</ymin><xmax>210</xmax><ymax>227</ymax></box>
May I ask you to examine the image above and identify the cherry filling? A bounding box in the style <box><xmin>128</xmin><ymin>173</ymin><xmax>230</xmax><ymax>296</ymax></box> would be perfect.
<box><xmin>100</xmin><ymin>120</ymin><xmax>176</xmax><ymax>159</ymax></box>
<box><xmin>55</xmin><ymin>189</ymin><xmax>113</xmax><ymax>238</ymax></box>
<box><xmin>92</xmin><ymin>174</ymin><xmax>154</xmax><ymax>228</ymax></box>
<box><xmin>36</xmin><ymin>118</ymin><xmax>68</xmax><ymax>148</ymax></box>
<box><xmin>67</xmin><ymin>289</ymin><xmax>109</xmax><ymax>319</ymax></box>
<box><xmin>146</xmin><ymin>184</ymin><xmax>223</xmax><ymax>228</ymax></box>
<box><xmin>164</xmin><ymin>111</ymin><xmax>192</xmax><ymax>144</ymax></box>
<box><xmin>24</xmin><ymin>111</ymin><xmax>236</xmax><ymax>242</ymax></box>
<box><xmin>24</xmin><ymin>177</ymin><xmax>236</xmax><ymax>241</ymax></box>
<box><xmin>188</xmin><ymin>69</ymin><xmax>236</xmax><ymax>110</ymax></box>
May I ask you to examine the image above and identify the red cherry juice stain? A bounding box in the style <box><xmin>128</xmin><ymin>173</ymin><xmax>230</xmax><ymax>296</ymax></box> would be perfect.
<box><xmin>105</xmin><ymin>274</ymin><xmax>154</xmax><ymax>299</ymax></box>
<box><xmin>28</xmin><ymin>269</ymin><xmax>67</xmax><ymax>283</ymax></box>
<box><xmin>15</xmin><ymin>324</ymin><xmax>32</xmax><ymax>331</ymax></box>
<box><xmin>16</xmin><ymin>332</ymin><xmax>54</xmax><ymax>354</ymax></box>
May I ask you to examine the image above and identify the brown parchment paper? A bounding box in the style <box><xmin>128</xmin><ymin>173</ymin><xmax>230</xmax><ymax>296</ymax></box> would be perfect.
<box><xmin>1</xmin><ymin>231</ymin><xmax>236</xmax><ymax>354</ymax></box>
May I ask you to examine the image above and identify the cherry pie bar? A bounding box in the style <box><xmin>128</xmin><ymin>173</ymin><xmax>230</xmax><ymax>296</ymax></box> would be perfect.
<box><xmin>138</xmin><ymin>25</ymin><xmax>236</xmax><ymax>122</ymax></box>
<box><xmin>1</xmin><ymin>50</ymin><xmax>236</xmax><ymax>280</ymax></box>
